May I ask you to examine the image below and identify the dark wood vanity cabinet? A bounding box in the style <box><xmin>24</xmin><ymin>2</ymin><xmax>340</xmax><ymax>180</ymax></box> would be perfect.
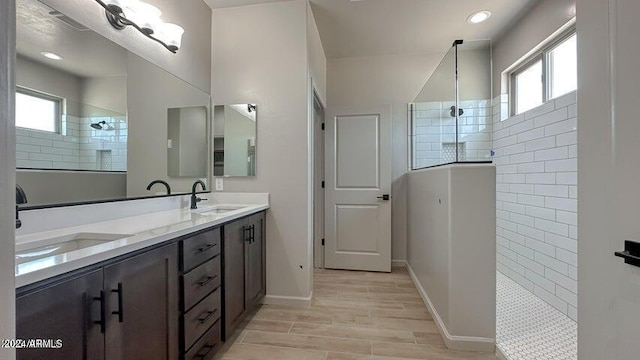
<box><xmin>104</xmin><ymin>244</ymin><xmax>179</xmax><ymax>360</ymax></box>
<box><xmin>16</xmin><ymin>270</ymin><xmax>105</xmax><ymax>360</ymax></box>
<box><xmin>16</xmin><ymin>210</ymin><xmax>266</xmax><ymax>360</ymax></box>
<box><xmin>179</xmin><ymin>228</ymin><xmax>223</xmax><ymax>360</ymax></box>
<box><xmin>224</xmin><ymin>212</ymin><xmax>266</xmax><ymax>340</ymax></box>
<box><xmin>16</xmin><ymin>243</ymin><xmax>178</xmax><ymax>360</ymax></box>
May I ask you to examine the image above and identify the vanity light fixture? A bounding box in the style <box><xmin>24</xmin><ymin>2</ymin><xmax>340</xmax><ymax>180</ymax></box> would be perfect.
<box><xmin>467</xmin><ymin>10</ymin><xmax>492</xmax><ymax>24</ymax></box>
<box><xmin>95</xmin><ymin>0</ymin><xmax>184</xmax><ymax>53</ymax></box>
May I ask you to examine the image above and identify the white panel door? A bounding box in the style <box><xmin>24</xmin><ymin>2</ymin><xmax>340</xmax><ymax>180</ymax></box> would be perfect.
<box><xmin>325</xmin><ymin>105</ymin><xmax>391</xmax><ymax>272</ymax></box>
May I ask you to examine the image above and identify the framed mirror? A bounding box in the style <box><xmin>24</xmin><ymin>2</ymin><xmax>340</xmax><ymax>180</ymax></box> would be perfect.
<box><xmin>213</xmin><ymin>104</ymin><xmax>257</xmax><ymax>177</ymax></box>
<box><xmin>16</xmin><ymin>0</ymin><xmax>211</xmax><ymax>208</ymax></box>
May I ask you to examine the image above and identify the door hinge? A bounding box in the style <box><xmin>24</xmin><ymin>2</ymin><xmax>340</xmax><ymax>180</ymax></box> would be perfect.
<box><xmin>321</xmin><ymin>123</ymin><xmax>325</xmax><ymax>131</ymax></box>
<box><xmin>321</xmin><ymin>238</ymin><xmax>325</xmax><ymax>246</ymax></box>
<box><xmin>321</xmin><ymin>181</ymin><xmax>325</xmax><ymax>189</ymax></box>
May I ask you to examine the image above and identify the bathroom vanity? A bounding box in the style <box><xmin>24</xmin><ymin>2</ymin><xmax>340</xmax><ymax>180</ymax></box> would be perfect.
<box><xmin>14</xmin><ymin>195</ymin><xmax>268</xmax><ymax>360</ymax></box>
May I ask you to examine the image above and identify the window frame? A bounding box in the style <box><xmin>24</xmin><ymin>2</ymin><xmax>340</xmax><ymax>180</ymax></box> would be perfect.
<box><xmin>509</xmin><ymin>27</ymin><xmax>577</xmax><ymax>116</ymax></box>
<box><xmin>15</xmin><ymin>86</ymin><xmax>63</xmax><ymax>134</ymax></box>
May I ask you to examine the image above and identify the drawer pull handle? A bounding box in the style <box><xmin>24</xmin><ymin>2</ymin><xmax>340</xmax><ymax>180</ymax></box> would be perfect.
<box><xmin>197</xmin><ymin>243</ymin><xmax>217</xmax><ymax>253</ymax></box>
<box><xmin>192</xmin><ymin>344</ymin><xmax>216</xmax><ymax>359</ymax></box>
<box><xmin>197</xmin><ymin>309</ymin><xmax>218</xmax><ymax>324</ymax></box>
<box><xmin>197</xmin><ymin>275</ymin><xmax>217</xmax><ymax>287</ymax></box>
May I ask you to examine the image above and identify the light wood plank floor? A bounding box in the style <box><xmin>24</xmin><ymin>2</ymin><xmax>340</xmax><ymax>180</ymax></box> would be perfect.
<box><xmin>214</xmin><ymin>267</ymin><xmax>497</xmax><ymax>360</ymax></box>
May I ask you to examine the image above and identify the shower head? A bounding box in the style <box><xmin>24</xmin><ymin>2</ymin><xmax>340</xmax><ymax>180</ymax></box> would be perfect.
<box><xmin>247</xmin><ymin>104</ymin><xmax>257</xmax><ymax>113</ymax></box>
<box><xmin>91</xmin><ymin>121</ymin><xmax>106</xmax><ymax>130</ymax></box>
<box><xmin>90</xmin><ymin>121</ymin><xmax>114</xmax><ymax>131</ymax></box>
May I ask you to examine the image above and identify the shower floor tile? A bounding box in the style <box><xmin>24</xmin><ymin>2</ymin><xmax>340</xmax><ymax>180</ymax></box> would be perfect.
<box><xmin>496</xmin><ymin>272</ymin><xmax>577</xmax><ymax>360</ymax></box>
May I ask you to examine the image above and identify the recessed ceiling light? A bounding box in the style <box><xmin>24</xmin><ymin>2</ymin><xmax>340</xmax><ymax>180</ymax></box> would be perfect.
<box><xmin>467</xmin><ymin>10</ymin><xmax>492</xmax><ymax>24</ymax></box>
<box><xmin>41</xmin><ymin>52</ymin><xmax>63</xmax><ymax>60</ymax></box>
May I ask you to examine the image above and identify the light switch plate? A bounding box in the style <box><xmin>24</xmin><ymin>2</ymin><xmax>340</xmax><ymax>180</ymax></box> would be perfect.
<box><xmin>215</xmin><ymin>178</ymin><xmax>224</xmax><ymax>191</ymax></box>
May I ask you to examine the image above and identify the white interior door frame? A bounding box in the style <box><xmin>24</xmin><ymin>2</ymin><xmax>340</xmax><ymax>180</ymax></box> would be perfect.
<box><xmin>312</xmin><ymin>92</ymin><xmax>325</xmax><ymax>269</ymax></box>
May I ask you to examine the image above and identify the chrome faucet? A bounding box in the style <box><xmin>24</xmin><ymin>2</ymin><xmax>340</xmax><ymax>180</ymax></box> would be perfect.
<box><xmin>146</xmin><ymin>180</ymin><xmax>171</xmax><ymax>195</ymax></box>
<box><xmin>190</xmin><ymin>180</ymin><xmax>207</xmax><ymax>210</ymax></box>
<box><xmin>16</xmin><ymin>185</ymin><xmax>27</xmax><ymax>229</ymax></box>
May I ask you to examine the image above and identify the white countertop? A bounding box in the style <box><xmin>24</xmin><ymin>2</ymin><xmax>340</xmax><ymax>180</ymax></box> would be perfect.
<box><xmin>15</xmin><ymin>202</ymin><xmax>268</xmax><ymax>288</ymax></box>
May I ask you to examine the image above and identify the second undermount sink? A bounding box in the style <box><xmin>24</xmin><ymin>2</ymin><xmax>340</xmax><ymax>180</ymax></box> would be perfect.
<box><xmin>193</xmin><ymin>205</ymin><xmax>247</xmax><ymax>216</ymax></box>
<box><xmin>16</xmin><ymin>233</ymin><xmax>133</xmax><ymax>265</ymax></box>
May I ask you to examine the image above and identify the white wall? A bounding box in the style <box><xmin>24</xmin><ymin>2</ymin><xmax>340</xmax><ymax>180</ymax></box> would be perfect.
<box><xmin>80</xmin><ymin>76</ymin><xmax>127</xmax><ymax>115</ymax></box>
<box><xmin>41</xmin><ymin>0</ymin><xmax>212</xmax><ymax>93</ymax></box>
<box><xmin>407</xmin><ymin>164</ymin><xmax>496</xmax><ymax>350</ymax></box>
<box><xmin>16</xmin><ymin>56</ymin><xmax>82</xmax><ymax>104</ymax></box>
<box><xmin>307</xmin><ymin>1</ymin><xmax>326</xmax><ymax>104</ymax></box>
<box><xmin>577</xmin><ymin>0</ymin><xmax>640</xmax><ymax>358</ymax></box>
<box><xmin>212</xmin><ymin>0</ymin><xmax>313</xmax><ymax>300</ymax></box>
<box><xmin>16</xmin><ymin>170</ymin><xmax>126</xmax><ymax>206</ymax></box>
<box><xmin>127</xmin><ymin>53</ymin><xmax>210</xmax><ymax>197</ymax></box>
<box><xmin>415</xmin><ymin>47</ymin><xmax>492</xmax><ymax>103</ymax></box>
<box><xmin>327</xmin><ymin>52</ymin><xmax>443</xmax><ymax>261</ymax></box>
<box><xmin>492</xmin><ymin>0</ymin><xmax>576</xmax><ymax>95</ymax></box>
<box><xmin>0</xmin><ymin>0</ymin><xmax>16</xmax><ymax>357</ymax></box>
<box><xmin>493</xmin><ymin>92</ymin><xmax>578</xmax><ymax>320</ymax></box>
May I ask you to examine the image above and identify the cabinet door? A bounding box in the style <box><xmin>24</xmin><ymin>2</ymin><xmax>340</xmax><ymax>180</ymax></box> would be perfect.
<box><xmin>223</xmin><ymin>218</ymin><xmax>248</xmax><ymax>340</ymax></box>
<box><xmin>104</xmin><ymin>244</ymin><xmax>178</xmax><ymax>360</ymax></box>
<box><xmin>16</xmin><ymin>270</ymin><xmax>104</xmax><ymax>360</ymax></box>
<box><xmin>246</xmin><ymin>212</ymin><xmax>266</xmax><ymax>305</ymax></box>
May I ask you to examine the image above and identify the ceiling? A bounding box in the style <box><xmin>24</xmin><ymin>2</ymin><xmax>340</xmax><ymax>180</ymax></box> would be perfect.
<box><xmin>311</xmin><ymin>0</ymin><xmax>537</xmax><ymax>59</ymax></box>
<box><xmin>17</xmin><ymin>0</ymin><xmax>127</xmax><ymax>78</ymax></box>
<box><xmin>205</xmin><ymin>0</ymin><xmax>291</xmax><ymax>9</ymax></box>
<box><xmin>206</xmin><ymin>0</ymin><xmax>536</xmax><ymax>59</ymax></box>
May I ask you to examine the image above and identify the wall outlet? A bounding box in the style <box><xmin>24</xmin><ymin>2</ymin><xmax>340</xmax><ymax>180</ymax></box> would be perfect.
<box><xmin>215</xmin><ymin>178</ymin><xmax>224</xmax><ymax>191</ymax></box>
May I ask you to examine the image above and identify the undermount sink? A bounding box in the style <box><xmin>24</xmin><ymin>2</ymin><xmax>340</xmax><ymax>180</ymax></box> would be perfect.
<box><xmin>15</xmin><ymin>233</ymin><xmax>133</xmax><ymax>265</ymax></box>
<box><xmin>193</xmin><ymin>205</ymin><xmax>247</xmax><ymax>216</ymax></box>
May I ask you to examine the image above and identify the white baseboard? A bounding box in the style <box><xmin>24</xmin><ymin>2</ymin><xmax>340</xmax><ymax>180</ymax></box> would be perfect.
<box><xmin>406</xmin><ymin>262</ymin><xmax>496</xmax><ymax>352</ymax></box>
<box><xmin>263</xmin><ymin>292</ymin><xmax>312</xmax><ymax>308</ymax></box>
<box><xmin>496</xmin><ymin>345</ymin><xmax>509</xmax><ymax>360</ymax></box>
<box><xmin>392</xmin><ymin>259</ymin><xmax>407</xmax><ymax>268</ymax></box>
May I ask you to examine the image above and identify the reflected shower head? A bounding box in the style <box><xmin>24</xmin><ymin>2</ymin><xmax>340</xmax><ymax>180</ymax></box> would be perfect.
<box><xmin>90</xmin><ymin>121</ymin><xmax>114</xmax><ymax>130</ymax></box>
<box><xmin>91</xmin><ymin>121</ymin><xmax>106</xmax><ymax>130</ymax></box>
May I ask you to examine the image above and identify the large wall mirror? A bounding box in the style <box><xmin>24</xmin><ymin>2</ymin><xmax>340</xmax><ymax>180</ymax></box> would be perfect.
<box><xmin>213</xmin><ymin>104</ymin><xmax>257</xmax><ymax>177</ymax></box>
<box><xmin>16</xmin><ymin>0</ymin><xmax>211</xmax><ymax>207</ymax></box>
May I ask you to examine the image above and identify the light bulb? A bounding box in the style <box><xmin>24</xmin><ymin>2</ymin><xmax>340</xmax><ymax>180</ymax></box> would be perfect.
<box><xmin>155</xmin><ymin>23</ymin><xmax>184</xmax><ymax>51</ymax></box>
<box><xmin>125</xmin><ymin>2</ymin><xmax>162</xmax><ymax>34</ymax></box>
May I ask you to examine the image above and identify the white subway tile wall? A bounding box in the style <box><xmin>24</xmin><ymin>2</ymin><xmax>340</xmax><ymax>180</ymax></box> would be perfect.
<box><xmin>16</xmin><ymin>115</ymin><xmax>127</xmax><ymax>171</ymax></box>
<box><xmin>492</xmin><ymin>91</ymin><xmax>577</xmax><ymax>321</ymax></box>
<box><xmin>412</xmin><ymin>99</ymin><xmax>493</xmax><ymax>168</ymax></box>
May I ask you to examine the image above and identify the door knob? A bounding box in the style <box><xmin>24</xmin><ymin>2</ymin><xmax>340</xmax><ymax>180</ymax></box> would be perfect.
<box><xmin>377</xmin><ymin>194</ymin><xmax>390</xmax><ymax>201</ymax></box>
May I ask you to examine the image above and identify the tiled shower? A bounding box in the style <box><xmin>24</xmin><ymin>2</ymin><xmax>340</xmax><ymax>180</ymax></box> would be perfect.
<box><xmin>410</xmin><ymin>39</ymin><xmax>578</xmax><ymax>360</ymax></box>
<box><xmin>16</xmin><ymin>101</ymin><xmax>127</xmax><ymax>171</ymax></box>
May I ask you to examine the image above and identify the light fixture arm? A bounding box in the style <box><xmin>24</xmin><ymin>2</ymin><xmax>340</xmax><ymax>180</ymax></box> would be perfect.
<box><xmin>94</xmin><ymin>0</ymin><xmax>179</xmax><ymax>53</ymax></box>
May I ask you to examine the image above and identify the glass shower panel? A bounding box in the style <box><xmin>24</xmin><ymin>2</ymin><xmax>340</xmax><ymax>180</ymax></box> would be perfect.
<box><xmin>411</xmin><ymin>46</ymin><xmax>456</xmax><ymax>169</ymax></box>
<box><xmin>456</xmin><ymin>40</ymin><xmax>493</xmax><ymax>162</ymax></box>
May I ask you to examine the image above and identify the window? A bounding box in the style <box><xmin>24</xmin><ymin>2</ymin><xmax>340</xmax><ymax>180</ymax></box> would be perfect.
<box><xmin>510</xmin><ymin>31</ymin><xmax>577</xmax><ymax>115</ymax></box>
<box><xmin>15</xmin><ymin>88</ymin><xmax>62</xmax><ymax>133</ymax></box>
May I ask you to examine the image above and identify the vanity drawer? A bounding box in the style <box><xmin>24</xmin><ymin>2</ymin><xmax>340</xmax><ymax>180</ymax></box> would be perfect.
<box><xmin>183</xmin><ymin>255</ymin><xmax>221</xmax><ymax>311</ymax></box>
<box><xmin>184</xmin><ymin>288</ymin><xmax>221</xmax><ymax>350</ymax></box>
<box><xmin>183</xmin><ymin>319</ymin><xmax>221</xmax><ymax>360</ymax></box>
<box><xmin>182</xmin><ymin>228</ymin><xmax>221</xmax><ymax>272</ymax></box>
